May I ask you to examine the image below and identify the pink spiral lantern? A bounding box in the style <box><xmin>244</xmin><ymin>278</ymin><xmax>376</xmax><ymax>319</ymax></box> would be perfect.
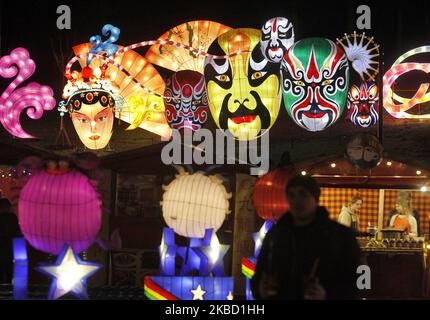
<box><xmin>0</xmin><ymin>48</ymin><xmax>56</xmax><ymax>139</ymax></box>
<box><xmin>18</xmin><ymin>170</ymin><xmax>102</xmax><ymax>255</ymax></box>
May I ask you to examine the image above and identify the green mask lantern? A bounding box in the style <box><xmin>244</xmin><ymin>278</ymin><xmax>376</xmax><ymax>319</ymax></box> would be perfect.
<box><xmin>281</xmin><ymin>37</ymin><xmax>349</xmax><ymax>132</ymax></box>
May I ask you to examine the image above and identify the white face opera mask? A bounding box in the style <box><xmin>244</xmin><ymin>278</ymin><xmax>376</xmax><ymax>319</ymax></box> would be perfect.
<box><xmin>260</xmin><ymin>17</ymin><xmax>295</xmax><ymax>63</ymax></box>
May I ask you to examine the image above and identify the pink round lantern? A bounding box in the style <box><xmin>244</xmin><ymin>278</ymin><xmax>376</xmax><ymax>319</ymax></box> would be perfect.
<box><xmin>18</xmin><ymin>170</ymin><xmax>101</xmax><ymax>255</ymax></box>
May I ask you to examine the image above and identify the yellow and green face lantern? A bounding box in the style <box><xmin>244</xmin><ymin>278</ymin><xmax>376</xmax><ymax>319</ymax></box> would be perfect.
<box><xmin>204</xmin><ymin>28</ymin><xmax>281</xmax><ymax>141</ymax></box>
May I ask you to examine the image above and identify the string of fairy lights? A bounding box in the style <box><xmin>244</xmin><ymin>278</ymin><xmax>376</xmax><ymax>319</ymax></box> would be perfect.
<box><xmin>0</xmin><ymin>167</ymin><xmax>32</xmax><ymax>179</ymax></box>
<box><xmin>64</xmin><ymin>39</ymin><xmax>246</xmax><ymax>100</ymax></box>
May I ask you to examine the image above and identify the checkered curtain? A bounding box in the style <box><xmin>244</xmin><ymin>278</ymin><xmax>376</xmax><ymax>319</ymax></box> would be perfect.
<box><xmin>320</xmin><ymin>188</ymin><xmax>379</xmax><ymax>231</ymax></box>
<box><xmin>383</xmin><ymin>190</ymin><xmax>430</xmax><ymax>238</ymax></box>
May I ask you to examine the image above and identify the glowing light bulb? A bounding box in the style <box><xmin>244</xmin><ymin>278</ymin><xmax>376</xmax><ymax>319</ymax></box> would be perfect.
<box><xmin>209</xmin><ymin>236</ymin><xmax>220</xmax><ymax>263</ymax></box>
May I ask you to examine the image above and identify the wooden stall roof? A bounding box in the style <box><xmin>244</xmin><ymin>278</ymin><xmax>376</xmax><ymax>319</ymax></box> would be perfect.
<box><xmin>0</xmin><ymin>136</ymin><xmax>54</xmax><ymax>165</ymax></box>
<box><xmin>297</xmin><ymin>156</ymin><xmax>429</xmax><ymax>189</ymax></box>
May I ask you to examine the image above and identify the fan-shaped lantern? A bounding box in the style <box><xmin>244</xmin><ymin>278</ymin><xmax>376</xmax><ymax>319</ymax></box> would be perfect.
<box><xmin>336</xmin><ymin>31</ymin><xmax>380</xmax><ymax>82</ymax></box>
<box><xmin>145</xmin><ymin>20</ymin><xmax>232</xmax><ymax>74</ymax></box>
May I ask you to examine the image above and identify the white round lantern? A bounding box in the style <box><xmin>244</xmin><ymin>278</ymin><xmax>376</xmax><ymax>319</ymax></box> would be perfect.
<box><xmin>161</xmin><ymin>169</ymin><xmax>231</xmax><ymax>238</ymax></box>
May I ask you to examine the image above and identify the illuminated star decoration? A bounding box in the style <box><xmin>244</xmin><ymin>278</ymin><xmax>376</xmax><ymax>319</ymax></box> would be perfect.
<box><xmin>176</xmin><ymin>228</ymin><xmax>212</xmax><ymax>276</ymax></box>
<box><xmin>253</xmin><ymin>220</ymin><xmax>273</xmax><ymax>257</ymax></box>
<box><xmin>191</xmin><ymin>284</ymin><xmax>206</xmax><ymax>300</ymax></box>
<box><xmin>36</xmin><ymin>244</ymin><xmax>102</xmax><ymax>300</ymax></box>
<box><xmin>13</xmin><ymin>238</ymin><xmax>28</xmax><ymax>300</ymax></box>
<box><xmin>144</xmin><ymin>276</ymin><xmax>234</xmax><ymax>300</ymax></box>
<box><xmin>160</xmin><ymin>227</ymin><xmax>178</xmax><ymax>276</ymax></box>
<box><xmin>243</xmin><ymin>221</ymin><xmax>274</xmax><ymax>301</ymax></box>
<box><xmin>192</xmin><ymin>229</ymin><xmax>230</xmax><ymax>276</ymax></box>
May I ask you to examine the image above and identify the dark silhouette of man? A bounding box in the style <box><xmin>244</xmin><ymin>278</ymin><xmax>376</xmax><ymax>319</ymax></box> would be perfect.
<box><xmin>251</xmin><ymin>175</ymin><xmax>362</xmax><ymax>300</ymax></box>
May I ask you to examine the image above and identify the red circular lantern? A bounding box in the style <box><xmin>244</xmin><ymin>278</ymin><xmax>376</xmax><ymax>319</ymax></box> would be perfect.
<box><xmin>252</xmin><ymin>167</ymin><xmax>295</xmax><ymax>221</ymax></box>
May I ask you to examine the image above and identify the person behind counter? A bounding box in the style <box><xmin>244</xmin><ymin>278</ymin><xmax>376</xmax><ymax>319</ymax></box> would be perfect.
<box><xmin>338</xmin><ymin>195</ymin><xmax>363</xmax><ymax>233</ymax></box>
<box><xmin>386</xmin><ymin>191</ymin><xmax>420</xmax><ymax>236</ymax></box>
<box><xmin>251</xmin><ymin>175</ymin><xmax>362</xmax><ymax>300</ymax></box>
<box><xmin>388</xmin><ymin>194</ymin><xmax>418</xmax><ymax>237</ymax></box>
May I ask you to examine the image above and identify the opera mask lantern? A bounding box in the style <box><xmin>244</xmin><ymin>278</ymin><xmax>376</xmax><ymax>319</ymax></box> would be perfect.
<box><xmin>163</xmin><ymin>70</ymin><xmax>209</xmax><ymax>132</ymax></box>
<box><xmin>59</xmin><ymin>66</ymin><xmax>120</xmax><ymax>150</ymax></box>
<box><xmin>260</xmin><ymin>17</ymin><xmax>295</xmax><ymax>64</ymax></box>
<box><xmin>204</xmin><ymin>28</ymin><xmax>281</xmax><ymax>141</ymax></box>
<box><xmin>347</xmin><ymin>82</ymin><xmax>379</xmax><ymax>128</ymax></box>
<box><xmin>60</xmin><ymin>24</ymin><xmax>171</xmax><ymax>149</ymax></box>
<box><xmin>345</xmin><ymin>133</ymin><xmax>383</xmax><ymax>169</ymax></box>
<box><xmin>69</xmin><ymin>91</ymin><xmax>115</xmax><ymax>149</ymax></box>
<box><xmin>281</xmin><ymin>37</ymin><xmax>349</xmax><ymax>132</ymax></box>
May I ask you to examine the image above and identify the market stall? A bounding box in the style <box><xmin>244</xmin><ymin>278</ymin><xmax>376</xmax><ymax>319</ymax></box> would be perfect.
<box><xmin>298</xmin><ymin>156</ymin><xmax>430</xmax><ymax>299</ymax></box>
